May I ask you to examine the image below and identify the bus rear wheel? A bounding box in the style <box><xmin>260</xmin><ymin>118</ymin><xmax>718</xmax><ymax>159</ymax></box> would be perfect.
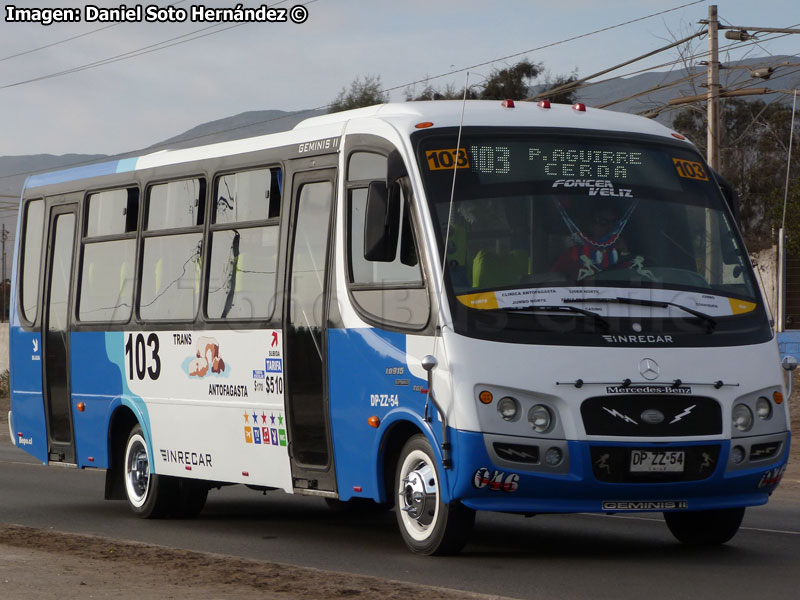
<box><xmin>123</xmin><ymin>425</ymin><xmax>176</xmax><ymax>518</ymax></box>
<box><xmin>394</xmin><ymin>434</ymin><xmax>474</xmax><ymax>555</ymax></box>
<box><xmin>664</xmin><ymin>507</ymin><xmax>745</xmax><ymax>545</ymax></box>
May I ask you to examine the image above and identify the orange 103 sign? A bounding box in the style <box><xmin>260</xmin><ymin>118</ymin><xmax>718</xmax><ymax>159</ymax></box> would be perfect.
<box><xmin>672</xmin><ymin>157</ymin><xmax>709</xmax><ymax>181</ymax></box>
<box><xmin>425</xmin><ymin>147</ymin><xmax>470</xmax><ymax>170</ymax></box>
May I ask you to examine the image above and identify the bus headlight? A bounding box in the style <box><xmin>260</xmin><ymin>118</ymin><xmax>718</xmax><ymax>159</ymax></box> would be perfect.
<box><xmin>732</xmin><ymin>404</ymin><xmax>754</xmax><ymax>432</ymax></box>
<box><xmin>497</xmin><ymin>396</ymin><xmax>520</xmax><ymax>421</ymax></box>
<box><xmin>528</xmin><ymin>404</ymin><xmax>553</xmax><ymax>433</ymax></box>
<box><xmin>755</xmin><ymin>397</ymin><xmax>772</xmax><ymax>420</ymax></box>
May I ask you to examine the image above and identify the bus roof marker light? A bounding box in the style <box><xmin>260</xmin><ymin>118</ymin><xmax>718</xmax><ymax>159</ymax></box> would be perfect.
<box><xmin>415</xmin><ymin>122</ymin><xmax>434</xmax><ymax>129</ymax></box>
<box><xmin>672</xmin><ymin>133</ymin><xmax>687</xmax><ymax>140</ymax></box>
<box><xmin>537</xmin><ymin>100</ymin><xmax>551</xmax><ymax>109</ymax></box>
<box><xmin>501</xmin><ymin>99</ymin><xmax>515</xmax><ymax>108</ymax></box>
<box><xmin>572</xmin><ymin>103</ymin><xmax>587</xmax><ymax>112</ymax></box>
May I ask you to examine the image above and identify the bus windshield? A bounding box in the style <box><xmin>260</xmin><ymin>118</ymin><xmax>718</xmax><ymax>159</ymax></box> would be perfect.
<box><xmin>416</xmin><ymin>130</ymin><xmax>760</xmax><ymax>326</ymax></box>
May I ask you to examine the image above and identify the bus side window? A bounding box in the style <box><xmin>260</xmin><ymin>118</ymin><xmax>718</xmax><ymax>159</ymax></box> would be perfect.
<box><xmin>20</xmin><ymin>198</ymin><xmax>45</xmax><ymax>323</ymax></box>
<box><xmin>78</xmin><ymin>188</ymin><xmax>139</xmax><ymax>323</ymax></box>
<box><xmin>346</xmin><ymin>151</ymin><xmax>429</xmax><ymax>330</ymax></box>
<box><xmin>206</xmin><ymin>167</ymin><xmax>281</xmax><ymax>320</ymax></box>
<box><xmin>139</xmin><ymin>178</ymin><xmax>205</xmax><ymax>322</ymax></box>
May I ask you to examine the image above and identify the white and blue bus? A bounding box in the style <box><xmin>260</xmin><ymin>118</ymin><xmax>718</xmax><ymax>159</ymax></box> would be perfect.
<box><xmin>7</xmin><ymin>100</ymin><xmax>793</xmax><ymax>554</ymax></box>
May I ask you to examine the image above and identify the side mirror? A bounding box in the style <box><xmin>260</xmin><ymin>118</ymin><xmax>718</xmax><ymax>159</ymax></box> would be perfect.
<box><xmin>711</xmin><ymin>169</ymin><xmax>741</xmax><ymax>226</ymax></box>
<box><xmin>782</xmin><ymin>355</ymin><xmax>798</xmax><ymax>372</ymax></box>
<box><xmin>364</xmin><ymin>180</ymin><xmax>400</xmax><ymax>262</ymax></box>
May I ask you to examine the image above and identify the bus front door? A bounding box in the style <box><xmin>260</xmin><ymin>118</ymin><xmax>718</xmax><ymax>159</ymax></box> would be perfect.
<box><xmin>284</xmin><ymin>169</ymin><xmax>337</xmax><ymax>493</ymax></box>
<box><xmin>42</xmin><ymin>202</ymin><xmax>78</xmax><ymax>464</ymax></box>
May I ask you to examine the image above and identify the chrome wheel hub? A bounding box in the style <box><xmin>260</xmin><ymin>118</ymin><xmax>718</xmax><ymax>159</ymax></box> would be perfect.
<box><xmin>401</xmin><ymin>461</ymin><xmax>437</xmax><ymax>527</ymax></box>
<box><xmin>127</xmin><ymin>443</ymin><xmax>149</xmax><ymax>502</ymax></box>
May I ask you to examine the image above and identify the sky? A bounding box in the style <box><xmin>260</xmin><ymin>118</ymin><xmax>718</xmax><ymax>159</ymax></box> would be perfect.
<box><xmin>0</xmin><ymin>0</ymin><xmax>798</xmax><ymax>158</ymax></box>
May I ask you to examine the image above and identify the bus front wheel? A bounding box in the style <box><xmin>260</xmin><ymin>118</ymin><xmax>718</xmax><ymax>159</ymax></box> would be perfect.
<box><xmin>394</xmin><ymin>434</ymin><xmax>474</xmax><ymax>555</ymax></box>
<box><xmin>664</xmin><ymin>507</ymin><xmax>745</xmax><ymax>545</ymax></box>
<box><xmin>123</xmin><ymin>424</ymin><xmax>176</xmax><ymax>518</ymax></box>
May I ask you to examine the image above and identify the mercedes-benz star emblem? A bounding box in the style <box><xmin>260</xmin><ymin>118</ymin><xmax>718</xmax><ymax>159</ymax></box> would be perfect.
<box><xmin>639</xmin><ymin>358</ymin><xmax>660</xmax><ymax>380</ymax></box>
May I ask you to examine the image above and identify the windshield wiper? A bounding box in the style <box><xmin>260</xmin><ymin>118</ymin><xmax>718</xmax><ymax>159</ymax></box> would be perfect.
<box><xmin>488</xmin><ymin>304</ymin><xmax>610</xmax><ymax>330</ymax></box>
<box><xmin>563</xmin><ymin>296</ymin><xmax>717</xmax><ymax>332</ymax></box>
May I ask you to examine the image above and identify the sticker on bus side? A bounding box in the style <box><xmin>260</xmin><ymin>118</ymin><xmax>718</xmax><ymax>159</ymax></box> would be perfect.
<box><xmin>119</xmin><ymin>328</ymin><xmax>292</xmax><ymax>490</ymax></box>
<box><xmin>425</xmin><ymin>148</ymin><xmax>470</xmax><ymax>171</ymax></box>
<box><xmin>672</xmin><ymin>157</ymin><xmax>708</xmax><ymax>181</ymax></box>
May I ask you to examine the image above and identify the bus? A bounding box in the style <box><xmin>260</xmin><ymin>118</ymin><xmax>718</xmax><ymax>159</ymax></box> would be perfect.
<box><xmin>7</xmin><ymin>100</ymin><xmax>793</xmax><ymax>555</ymax></box>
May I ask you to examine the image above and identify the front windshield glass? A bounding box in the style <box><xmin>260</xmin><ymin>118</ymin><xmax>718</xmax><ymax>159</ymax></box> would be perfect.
<box><xmin>417</xmin><ymin>131</ymin><xmax>761</xmax><ymax>326</ymax></box>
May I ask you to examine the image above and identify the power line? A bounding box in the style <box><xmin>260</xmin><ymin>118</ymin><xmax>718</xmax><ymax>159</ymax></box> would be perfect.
<box><xmin>0</xmin><ymin>0</ymin><xmax>316</xmax><ymax>91</ymax></box>
<box><xmin>380</xmin><ymin>0</ymin><xmax>707</xmax><ymax>96</ymax></box>
<box><xmin>0</xmin><ymin>0</ymin><xmax>713</xmax><ymax>183</ymax></box>
<box><xmin>557</xmin><ymin>29</ymin><xmax>799</xmax><ymax>107</ymax></box>
<box><xmin>599</xmin><ymin>57</ymin><xmax>800</xmax><ymax>112</ymax></box>
<box><xmin>0</xmin><ymin>1</ymin><xmax>188</xmax><ymax>64</ymax></box>
<box><xmin>637</xmin><ymin>68</ymin><xmax>800</xmax><ymax>119</ymax></box>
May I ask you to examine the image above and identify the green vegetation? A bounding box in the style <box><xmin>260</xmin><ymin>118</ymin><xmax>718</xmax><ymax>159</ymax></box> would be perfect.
<box><xmin>673</xmin><ymin>99</ymin><xmax>799</xmax><ymax>253</ymax></box>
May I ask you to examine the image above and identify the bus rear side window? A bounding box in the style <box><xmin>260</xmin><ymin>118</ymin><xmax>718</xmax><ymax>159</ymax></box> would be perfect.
<box><xmin>86</xmin><ymin>188</ymin><xmax>138</xmax><ymax>236</ymax></box>
<box><xmin>147</xmin><ymin>179</ymin><xmax>205</xmax><ymax>230</ymax></box>
<box><xmin>79</xmin><ymin>240</ymin><xmax>136</xmax><ymax>322</ymax></box>
<box><xmin>78</xmin><ymin>188</ymin><xmax>139</xmax><ymax>323</ymax></box>
<box><xmin>140</xmin><ymin>233</ymin><xmax>203</xmax><ymax>321</ymax></box>
<box><xmin>215</xmin><ymin>167</ymin><xmax>281</xmax><ymax>224</ymax></box>
<box><xmin>20</xmin><ymin>199</ymin><xmax>45</xmax><ymax>322</ymax></box>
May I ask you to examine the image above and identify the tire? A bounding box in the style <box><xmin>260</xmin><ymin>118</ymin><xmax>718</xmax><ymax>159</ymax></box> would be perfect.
<box><xmin>173</xmin><ymin>478</ymin><xmax>209</xmax><ymax>518</ymax></box>
<box><xmin>664</xmin><ymin>507</ymin><xmax>745</xmax><ymax>545</ymax></box>
<box><xmin>123</xmin><ymin>425</ymin><xmax>176</xmax><ymax>518</ymax></box>
<box><xmin>394</xmin><ymin>434</ymin><xmax>475</xmax><ymax>555</ymax></box>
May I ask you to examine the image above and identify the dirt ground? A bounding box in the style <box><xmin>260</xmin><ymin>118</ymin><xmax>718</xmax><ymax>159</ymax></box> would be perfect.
<box><xmin>0</xmin><ymin>524</ymin><xmax>509</xmax><ymax>600</ymax></box>
<box><xmin>1</xmin><ymin>374</ymin><xmax>799</xmax><ymax>600</ymax></box>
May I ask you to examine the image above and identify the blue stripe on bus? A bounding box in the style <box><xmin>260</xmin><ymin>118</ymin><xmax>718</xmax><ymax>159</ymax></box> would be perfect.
<box><xmin>449</xmin><ymin>431</ymin><xmax>788</xmax><ymax>513</ymax></box>
<box><xmin>24</xmin><ymin>158</ymin><xmax>139</xmax><ymax>190</ymax></box>
<box><xmin>328</xmin><ymin>328</ymin><xmax>430</xmax><ymax>503</ymax></box>
<box><xmin>70</xmin><ymin>331</ymin><xmax>151</xmax><ymax>469</ymax></box>
<box><xmin>8</xmin><ymin>326</ymin><xmax>47</xmax><ymax>463</ymax></box>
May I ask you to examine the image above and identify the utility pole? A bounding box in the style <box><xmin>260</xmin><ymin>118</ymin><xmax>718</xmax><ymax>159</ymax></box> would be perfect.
<box><xmin>706</xmin><ymin>5</ymin><xmax>721</xmax><ymax>171</ymax></box>
<box><xmin>699</xmin><ymin>5</ymin><xmax>800</xmax><ymax>169</ymax></box>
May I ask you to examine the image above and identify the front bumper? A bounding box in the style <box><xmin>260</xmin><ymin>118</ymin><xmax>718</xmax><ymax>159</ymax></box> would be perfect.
<box><xmin>451</xmin><ymin>430</ymin><xmax>790</xmax><ymax>513</ymax></box>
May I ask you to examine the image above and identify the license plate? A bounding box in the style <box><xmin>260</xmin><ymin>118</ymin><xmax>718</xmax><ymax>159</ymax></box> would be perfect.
<box><xmin>629</xmin><ymin>450</ymin><xmax>685</xmax><ymax>473</ymax></box>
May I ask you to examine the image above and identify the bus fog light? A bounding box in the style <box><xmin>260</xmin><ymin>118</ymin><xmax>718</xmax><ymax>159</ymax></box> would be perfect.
<box><xmin>732</xmin><ymin>404</ymin><xmax>753</xmax><ymax>432</ymax></box>
<box><xmin>755</xmin><ymin>397</ymin><xmax>772</xmax><ymax>420</ymax></box>
<box><xmin>731</xmin><ymin>445</ymin><xmax>746</xmax><ymax>464</ymax></box>
<box><xmin>497</xmin><ymin>397</ymin><xmax>519</xmax><ymax>421</ymax></box>
<box><xmin>544</xmin><ymin>447</ymin><xmax>563</xmax><ymax>466</ymax></box>
<box><xmin>528</xmin><ymin>404</ymin><xmax>553</xmax><ymax>433</ymax></box>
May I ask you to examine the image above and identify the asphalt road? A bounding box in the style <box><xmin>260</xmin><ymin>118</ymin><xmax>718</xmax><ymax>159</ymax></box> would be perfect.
<box><xmin>1</xmin><ymin>441</ymin><xmax>799</xmax><ymax>600</ymax></box>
